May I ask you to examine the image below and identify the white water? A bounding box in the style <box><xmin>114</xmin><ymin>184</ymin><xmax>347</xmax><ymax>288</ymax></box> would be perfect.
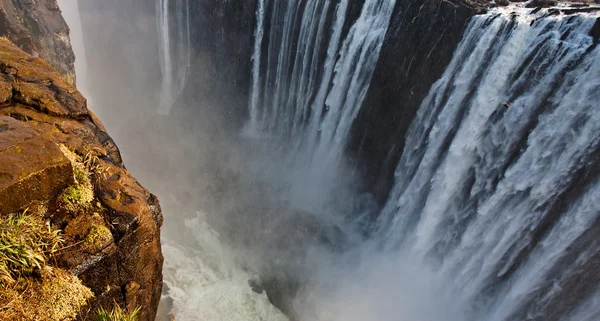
<box><xmin>377</xmin><ymin>7</ymin><xmax>600</xmax><ymax>320</ymax></box>
<box><xmin>162</xmin><ymin>212</ymin><xmax>289</xmax><ymax>321</ymax></box>
<box><xmin>248</xmin><ymin>0</ymin><xmax>396</xmax><ymax>210</ymax></box>
<box><xmin>62</xmin><ymin>1</ymin><xmax>600</xmax><ymax>320</ymax></box>
<box><xmin>156</xmin><ymin>0</ymin><xmax>191</xmax><ymax>115</ymax></box>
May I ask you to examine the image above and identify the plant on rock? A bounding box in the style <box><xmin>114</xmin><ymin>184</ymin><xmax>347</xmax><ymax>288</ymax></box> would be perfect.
<box><xmin>96</xmin><ymin>303</ymin><xmax>140</xmax><ymax>321</ymax></box>
<box><xmin>58</xmin><ymin>145</ymin><xmax>95</xmax><ymax>213</ymax></box>
<box><xmin>0</xmin><ymin>210</ymin><xmax>63</xmax><ymax>284</ymax></box>
<box><xmin>0</xmin><ymin>210</ymin><xmax>93</xmax><ymax>320</ymax></box>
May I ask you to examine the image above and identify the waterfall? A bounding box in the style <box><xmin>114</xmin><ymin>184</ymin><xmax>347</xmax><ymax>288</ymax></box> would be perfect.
<box><xmin>248</xmin><ymin>0</ymin><xmax>266</xmax><ymax>132</ymax></box>
<box><xmin>377</xmin><ymin>7</ymin><xmax>600</xmax><ymax>321</ymax></box>
<box><xmin>157</xmin><ymin>0</ymin><xmax>191</xmax><ymax>115</ymax></box>
<box><xmin>248</xmin><ymin>0</ymin><xmax>396</xmax><ymax>208</ymax></box>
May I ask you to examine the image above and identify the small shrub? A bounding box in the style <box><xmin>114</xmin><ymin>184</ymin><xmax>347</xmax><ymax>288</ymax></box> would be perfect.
<box><xmin>96</xmin><ymin>303</ymin><xmax>140</xmax><ymax>321</ymax></box>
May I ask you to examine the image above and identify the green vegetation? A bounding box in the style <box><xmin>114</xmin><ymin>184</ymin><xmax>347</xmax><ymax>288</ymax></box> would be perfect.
<box><xmin>59</xmin><ymin>183</ymin><xmax>94</xmax><ymax>212</ymax></box>
<box><xmin>95</xmin><ymin>303</ymin><xmax>140</xmax><ymax>321</ymax></box>
<box><xmin>0</xmin><ymin>210</ymin><xmax>93</xmax><ymax>320</ymax></box>
<box><xmin>58</xmin><ymin>145</ymin><xmax>95</xmax><ymax>212</ymax></box>
<box><xmin>0</xmin><ymin>211</ymin><xmax>63</xmax><ymax>284</ymax></box>
<box><xmin>84</xmin><ymin>224</ymin><xmax>114</xmax><ymax>254</ymax></box>
<box><xmin>1</xmin><ymin>267</ymin><xmax>93</xmax><ymax>320</ymax></box>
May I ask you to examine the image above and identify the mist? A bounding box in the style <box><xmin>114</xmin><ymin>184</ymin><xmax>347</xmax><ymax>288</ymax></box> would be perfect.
<box><xmin>56</xmin><ymin>1</ymin><xmax>398</xmax><ymax>320</ymax></box>
<box><xmin>56</xmin><ymin>1</ymin><xmax>600</xmax><ymax>321</ymax></box>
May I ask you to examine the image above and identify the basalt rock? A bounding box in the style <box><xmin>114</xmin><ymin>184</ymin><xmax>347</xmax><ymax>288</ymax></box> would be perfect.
<box><xmin>0</xmin><ymin>38</ymin><xmax>163</xmax><ymax>321</ymax></box>
<box><xmin>348</xmin><ymin>0</ymin><xmax>481</xmax><ymax>205</ymax></box>
<box><xmin>0</xmin><ymin>0</ymin><xmax>76</xmax><ymax>85</ymax></box>
<box><xmin>526</xmin><ymin>0</ymin><xmax>559</xmax><ymax>8</ymax></box>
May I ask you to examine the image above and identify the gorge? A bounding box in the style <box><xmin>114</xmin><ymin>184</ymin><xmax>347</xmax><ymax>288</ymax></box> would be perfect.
<box><xmin>72</xmin><ymin>0</ymin><xmax>600</xmax><ymax>320</ymax></box>
<box><xmin>1</xmin><ymin>0</ymin><xmax>598</xmax><ymax>320</ymax></box>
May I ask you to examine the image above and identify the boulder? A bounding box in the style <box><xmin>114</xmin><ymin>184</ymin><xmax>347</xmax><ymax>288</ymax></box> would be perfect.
<box><xmin>591</xmin><ymin>18</ymin><xmax>600</xmax><ymax>41</ymax></box>
<box><xmin>0</xmin><ymin>116</ymin><xmax>74</xmax><ymax>215</ymax></box>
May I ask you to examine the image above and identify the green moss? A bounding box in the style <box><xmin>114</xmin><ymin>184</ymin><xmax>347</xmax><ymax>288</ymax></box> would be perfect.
<box><xmin>60</xmin><ymin>183</ymin><xmax>94</xmax><ymax>212</ymax></box>
<box><xmin>84</xmin><ymin>224</ymin><xmax>113</xmax><ymax>254</ymax></box>
<box><xmin>58</xmin><ymin>144</ymin><xmax>96</xmax><ymax>213</ymax></box>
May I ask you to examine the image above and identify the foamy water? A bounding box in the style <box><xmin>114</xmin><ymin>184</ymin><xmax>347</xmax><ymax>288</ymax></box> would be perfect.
<box><xmin>161</xmin><ymin>212</ymin><xmax>289</xmax><ymax>321</ymax></box>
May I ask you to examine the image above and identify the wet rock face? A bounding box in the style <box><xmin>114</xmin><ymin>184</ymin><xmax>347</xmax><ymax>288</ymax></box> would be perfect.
<box><xmin>347</xmin><ymin>0</ymin><xmax>480</xmax><ymax>205</ymax></box>
<box><xmin>0</xmin><ymin>39</ymin><xmax>163</xmax><ymax>321</ymax></box>
<box><xmin>526</xmin><ymin>0</ymin><xmax>559</xmax><ymax>8</ymax></box>
<box><xmin>0</xmin><ymin>0</ymin><xmax>76</xmax><ymax>85</ymax></box>
<box><xmin>181</xmin><ymin>0</ymin><xmax>257</xmax><ymax>128</ymax></box>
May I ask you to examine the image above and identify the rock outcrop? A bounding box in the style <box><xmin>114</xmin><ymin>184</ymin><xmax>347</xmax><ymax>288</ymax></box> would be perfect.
<box><xmin>0</xmin><ymin>0</ymin><xmax>76</xmax><ymax>86</ymax></box>
<box><xmin>0</xmin><ymin>38</ymin><xmax>163</xmax><ymax>320</ymax></box>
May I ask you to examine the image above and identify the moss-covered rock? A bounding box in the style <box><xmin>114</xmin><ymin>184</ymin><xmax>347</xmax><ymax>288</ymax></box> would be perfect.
<box><xmin>84</xmin><ymin>224</ymin><xmax>114</xmax><ymax>254</ymax></box>
<box><xmin>0</xmin><ymin>267</ymin><xmax>93</xmax><ymax>320</ymax></box>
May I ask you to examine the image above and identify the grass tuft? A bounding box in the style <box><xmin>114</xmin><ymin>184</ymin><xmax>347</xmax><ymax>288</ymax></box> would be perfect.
<box><xmin>0</xmin><ymin>267</ymin><xmax>93</xmax><ymax>320</ymax></box>
<box><xmin>0</xmin><ymin>211</ymin><xmax>63</xmax><ymax>284</ymax></box>
<box><xmin>95</xmin><ymin>303</ymin><xmax>140</xmax><ymax>321</ymax></box>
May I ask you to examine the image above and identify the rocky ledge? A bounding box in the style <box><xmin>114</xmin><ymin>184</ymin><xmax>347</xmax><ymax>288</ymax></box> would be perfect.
<box><xmin>0</xmin><ymin>38</ymin><xmax>162</xmax><ymax>320</ymax></box>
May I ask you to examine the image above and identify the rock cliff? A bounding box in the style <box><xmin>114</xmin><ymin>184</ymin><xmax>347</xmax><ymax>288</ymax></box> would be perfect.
<box><xmin>0</xmin><ymin>36</ymin><xmax>162</xmax><ymax>321</ymax></box>
<box><xmin>0</xmin><ymin>0</ymin><xmax>76</xmax><ymax>86</ymax></box>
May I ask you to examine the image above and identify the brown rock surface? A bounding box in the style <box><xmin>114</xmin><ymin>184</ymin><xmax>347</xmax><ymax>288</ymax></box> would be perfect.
<box><xmin>0</xmin><ymin>38</ymin><xmax>163</xmax><ymax>320</ymax></box>
<box><xmin>0</xmin><ymin>0</ymin><xmax>76</xmax><ymax>85</ymax></box>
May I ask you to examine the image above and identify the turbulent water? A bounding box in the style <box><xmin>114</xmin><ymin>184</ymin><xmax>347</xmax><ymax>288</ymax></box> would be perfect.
<box><xmin>160</xmin><ymin>4</ymin><xmax>600</xmax><ymax>321</ymax></box>
<box><xmin>377</xmin><ymin>7</ymin><xmax>600</xmax><ymax>321</ymax></box>
<box><xmin>161</xmin><ymin>212</ymin><xmax>289</xmax><ymax>321</ymax></box>
<box><xmin>156</xmin><ymin>0</ymin><xmax>191</xmax><ymax>115</ymax></box>
<box><xmin>64</xmin><ymin>0</ymin><xmax>600</xmax><ymax>320</ymax></box>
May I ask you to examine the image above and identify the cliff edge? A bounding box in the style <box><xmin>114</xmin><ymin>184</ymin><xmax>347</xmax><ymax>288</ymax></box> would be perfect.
<box><xmin>0</xmin><ymin>0</ymin><xmax>76</xmax><ymax>86</ymax></box>
<box><xmin>0</xmin><ymin>36</ymin><xmax>162</xmax><ymax>320</ymax></box>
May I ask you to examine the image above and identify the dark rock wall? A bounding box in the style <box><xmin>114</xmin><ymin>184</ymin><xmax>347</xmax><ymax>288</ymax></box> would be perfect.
<box><xmin>180</xmin><ymin>0</ymin><xmax>257</xmax><ymax>130</ymax></box>
<box><xmin>181</xmin><ymin>0</ymin><xmax>486</xmax><ymax>205</ymax></box>
<box><xmin>348</xmin><ymin>0</ymin><xmax>481</xmax><ymax>204</ymax></box>
<box><xmin>0</xmin><ymin>0</ymin><xmax>76</xmax><ymax>85</ymax></box>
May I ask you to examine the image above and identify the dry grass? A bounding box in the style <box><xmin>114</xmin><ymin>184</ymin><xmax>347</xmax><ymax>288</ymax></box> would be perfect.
<box><xmin>0</xmin><ymin>210</ymin><xmax>93</xmax><ymax>320</ymax></box>
<box><xmin>0</xmin><ymin>211</ymin><xmax>63</xmax><ymax>284</ymax></box>
<box><xmin>0</xmin><ymin>267</ymin><xmax>93</xmax><ymax>320</ymax></box>
<box><xmin>95</xmin><ymin>303</ymin><xmax>140</xmax><ymax>321</ymax></box>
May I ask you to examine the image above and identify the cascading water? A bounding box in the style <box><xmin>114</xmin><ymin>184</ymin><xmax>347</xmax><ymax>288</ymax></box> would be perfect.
<box><xmin>248</xmin><ymin>0</ymin><xmax>396</xmax><ymax>209</ymax></box>
<box><xmin>66</xmin><ymin>0</ymin><xmax>600</xmax><ymax>319</ymax></box>
<box><xmin>376</xmin><ymin>7</ymin><xmax>600</xmax><ymax>321</ymax></box>
<box><xmin>156</xmin><ymin>0</ymin><xmax>191</xmax><ymax>115</ymax></box>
